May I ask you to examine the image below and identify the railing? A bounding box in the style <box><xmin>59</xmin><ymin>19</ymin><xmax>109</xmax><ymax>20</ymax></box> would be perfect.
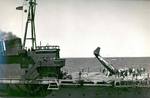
<box><xmin>115</xmin><ymin>80</ymin><xmax>150</xmax><ymax>87</ymax></box>
<box><xmin>36</xmin><ymin>46</ymin><xmax>59</xmax><ymax>50</ymax></box>
<box><xmin>0</xmin><ymin>78</ymin><xmax>150</xmax><ymax>88</ymax></box>
<box><xmin>0</xmin><ymin>78</ymin><xmax>57</xmax><ymax>84</ymax></box>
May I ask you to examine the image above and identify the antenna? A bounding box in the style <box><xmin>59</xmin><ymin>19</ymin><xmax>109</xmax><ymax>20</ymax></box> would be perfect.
<box><xmin>21</xmin><ymin>0</ymin><xmax>37</xmax><ymax>49</ymax></box>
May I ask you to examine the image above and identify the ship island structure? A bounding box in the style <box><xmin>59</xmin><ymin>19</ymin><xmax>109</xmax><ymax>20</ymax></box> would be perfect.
<box><xmin>0</xmin><ymin>0</ymin><xmax>150</xmax><ymax>98</ymax></box>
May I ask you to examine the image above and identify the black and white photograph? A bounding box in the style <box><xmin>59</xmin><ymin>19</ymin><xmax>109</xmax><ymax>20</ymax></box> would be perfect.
<box><xmin>0</xmin><ymin>0</ymin><xmax>150</xmax><ymax>98</ymax></box>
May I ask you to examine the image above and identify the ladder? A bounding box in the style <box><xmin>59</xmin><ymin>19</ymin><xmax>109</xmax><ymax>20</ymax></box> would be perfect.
<box><xmin>47</xmin><ymin>80</ymin><xmax>59</xmax><ymax>90</ymax></box>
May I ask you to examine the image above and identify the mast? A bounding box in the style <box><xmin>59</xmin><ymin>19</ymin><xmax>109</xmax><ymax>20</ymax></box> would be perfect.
<box><xmin>23</xmin><ymin>0</ymin><xmax>37</xmax><ymax>49</ymax></box>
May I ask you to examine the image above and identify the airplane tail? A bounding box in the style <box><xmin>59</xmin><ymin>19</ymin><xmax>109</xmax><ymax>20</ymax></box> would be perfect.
<box><xmin>94</xmin><ymin>47</ymin><xmax>100</xmax><ymax>57</ymax></box>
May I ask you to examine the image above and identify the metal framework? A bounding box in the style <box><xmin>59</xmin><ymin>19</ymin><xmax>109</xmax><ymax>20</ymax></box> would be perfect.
<box><xmin>23</xmin><ymin>0</ymin><xmax>37</xmax><ymax>49</ymax></box>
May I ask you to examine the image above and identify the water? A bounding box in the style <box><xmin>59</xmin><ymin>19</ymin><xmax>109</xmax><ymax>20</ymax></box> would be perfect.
<box><xmin>64</xmin><ymin>57</ymin><xmax>150</xmax><ymax>73</ymax></box>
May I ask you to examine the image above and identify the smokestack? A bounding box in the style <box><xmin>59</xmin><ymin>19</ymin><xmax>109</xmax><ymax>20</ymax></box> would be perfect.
<box><xmin>0</xmin><ymin>31</ymin><xmax>18</xmax><ymax>41</ymax></box>
<box><xmin>0</xmin><ymin>31</ymin><xmax>22</xmax><ymax>56</ymax></box>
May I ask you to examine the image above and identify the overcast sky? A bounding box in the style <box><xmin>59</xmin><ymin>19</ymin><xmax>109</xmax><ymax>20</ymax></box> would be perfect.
<box><xmin>0</xmin><ymin>0</ymin><xmax>150</xmax><ymax>57</ymax></box>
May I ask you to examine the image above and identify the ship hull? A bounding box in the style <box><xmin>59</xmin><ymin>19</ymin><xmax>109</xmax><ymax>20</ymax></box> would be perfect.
<box><xmin>0</xmin><ymin>84</ymin><xmax>50</xmax><ymax>97</ymax></box>
<box><xmin>45</xmin><ymin>85</ymin><xmax>150</xmax><ymax>98</ymax></box>
<box><xmin>0</xmin><ymin>80</ymin><xmax>149</xmax><ymax>98</ymax></box>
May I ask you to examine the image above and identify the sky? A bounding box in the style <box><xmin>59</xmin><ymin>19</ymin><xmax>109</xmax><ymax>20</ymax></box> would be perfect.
<box><xmin>0</xmin><ymin>0</ymin><xmax>150</xmax><ymax>57</ymax></box>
